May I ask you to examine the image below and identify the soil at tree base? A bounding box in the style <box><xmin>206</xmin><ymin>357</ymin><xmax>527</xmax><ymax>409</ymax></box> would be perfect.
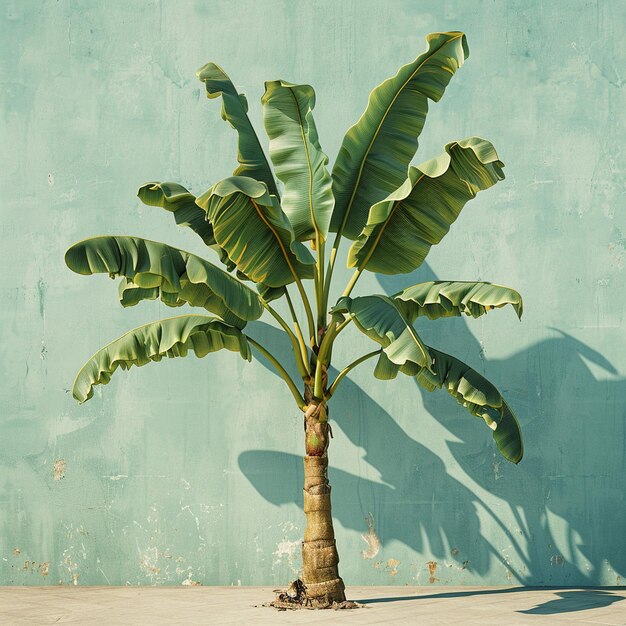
<box><xmin>265</xmin><ymin>579</ymin><xmax>362</xmax><ymax>611</ymax></box>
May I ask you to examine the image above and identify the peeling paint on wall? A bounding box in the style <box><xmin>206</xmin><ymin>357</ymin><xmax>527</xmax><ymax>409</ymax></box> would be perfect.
<box><xmin>52</xmin><ymin>460</ymin><xmax>66</xmax><ymax>481</ymax></box>
<box><xmin>385</xmin><ymin>558</ymin><xmax>400</xmax><ymax>577</ymax></box>
<box><xmin>273</xmin><ymin>540</ymin><xmax>301</xmax><ymax>573</ymax></box>
<box><xmin>361</xmin><ymin>513</ymin><xmax>381</xmax><ymax>560</ymax></box>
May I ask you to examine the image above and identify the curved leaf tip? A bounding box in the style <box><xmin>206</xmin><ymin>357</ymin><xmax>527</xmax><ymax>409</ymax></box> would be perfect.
<box><xmin>196</xmin><ymin>64</ymin><xmax>279</xmax><ymax>196</ymax></box>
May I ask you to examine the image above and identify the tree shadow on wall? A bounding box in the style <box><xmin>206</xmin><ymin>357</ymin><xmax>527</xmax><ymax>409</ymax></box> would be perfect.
<box><xmin>376</xmin><ymin>266</ymin><xmax>626</xmax><ymax>586</ymax></box>
<box><xmin>239</xmin><ymin>264</ymin><xmax>626</xmax><ymax>585</ymax></box>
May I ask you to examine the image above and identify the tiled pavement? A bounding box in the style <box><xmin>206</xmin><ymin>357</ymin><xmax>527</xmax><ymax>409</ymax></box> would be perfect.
<box><xmin>0</xmin><ymin>586</ymin><xmax>625</xmax><ymax>625</ymax></box>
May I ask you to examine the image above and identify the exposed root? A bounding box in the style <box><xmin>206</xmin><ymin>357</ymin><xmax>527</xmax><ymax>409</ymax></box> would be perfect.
<box><xmin>265</xmin><ymin>579</ymin><xmax>362</xmax><ymax>611</ymax></box>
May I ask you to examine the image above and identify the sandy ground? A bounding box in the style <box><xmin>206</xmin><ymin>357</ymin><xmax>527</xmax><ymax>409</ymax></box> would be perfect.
<box><xmin>1</xmin><ymin>585</ymin><xmax>625</xmax><ymax>625</ymax></box>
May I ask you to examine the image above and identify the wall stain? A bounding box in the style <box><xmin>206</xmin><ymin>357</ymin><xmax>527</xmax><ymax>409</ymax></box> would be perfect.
<box><xmin>36</xmin><ymin>278</ymin><xmax>47</xmax><ymax>319</ymax></box>
<box><xmin>428</xmin><ymin>561</ymin><xmax>438</xmax><ymax>583</ymax></box>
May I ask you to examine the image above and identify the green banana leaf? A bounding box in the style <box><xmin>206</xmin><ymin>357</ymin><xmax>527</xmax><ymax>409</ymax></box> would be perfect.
<box><xmin>196</xmin><ymin>176</ymin><xmax>315</xmax><ymax>288</ymax></box>
<box><xmin>262</xmin><ymin>80</ymin><xmax>333</xmax><ymax>242</ymax></box>
<box><xmin>65</xmin><ymin>236</ymin><xmax>263</xmax><ymax>328</ymax></box>
<box><xmin>197</xmin><ymin>62</ymin><xmax>278</xmax><ymax>196</ymax></box>
<box><xmin>257</xmin><ymin>283</ymin><xmax>286</xmax><ymax>303</ymax></box>
<box><xmin>330</xmin><ymin>31</ymin><xmax>469</xmax><ymax>240</ymax></box>
<box><xmin>394</xmin><ymin>281</ymin><xmax>523</xmax><ymax>321</ymax></box>
<box><xmin>234</xmin><ymin>268</ymin><xmax>286</xmax><ymax>304</ymax></box>
<box><xmin>137</xmin><ymin>181</ymin><xmax>235</xmax><ymax>271</ymax></box>
<box><xmin>331</xmin><ymin>295</ymin><xmax>432</xmax><ymax>370</ymax></box>
<box><xmin>348</xmin><ymin>137</ymin><xmax>505</xmax><ymax>274</ymax></box>
<box><xmin>374</xmin><ymin>349</ymin><xmax>523</xmax><ymax>463</ymax></box>
<box><xmin>73</xmin><ymin>315</ymin><xmax>251</xmax><ymax>403</ymax></box>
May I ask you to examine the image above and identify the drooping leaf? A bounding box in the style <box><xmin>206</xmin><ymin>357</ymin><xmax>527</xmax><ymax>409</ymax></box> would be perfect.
<box><xmin>233</xmin><ymin>267</ymin><xmax>285</xmax><ymax>303</ymax></box>
<box><xmin>330</xmin><ymin>31</ymin><xmax>469</xmax><ymax>240</ymax></box>
<box><xmin>65</xmin><ymin>236</ymin><xmax>263</xmax><ymax>328</ymax></box>
<box><xmin>374</xmin><ymin>348</ymin><xmax>523</xmax><ymax>463</ymax></box>
<box><xmin>136</xmin><ymin>182</ymin><xmax>215</xmax><ymax>246</ymax></box>
<box><xmin>72</xmin><ymin>315</ymin><xmax>251</xmax><ymax>403</ymax></box>
<box><xmin>196</xmin><ymin>176</ymin><xmax>315</xmax><ymax>288</ymax></box>
<box><xmin>331</xmin><ymin>295</ymin><xmax>432</xmax><ymax>370</ymax></box>
<box><xmin>491</xmin><ymin>402</ymin><xmax>524</xmax><ymax>466</ymax></box>
<box><xmin>197</xmin><ymin>63</ymin><xmax>278</xmax><ymax>196</ymax></box>
<box><xmin>348</xmin><ymin>137</ymin><xmax>505</xmax><ymax>274</ymax></box>
<box><xmin>137</xmin><ymin>181</ymin><xmax>235</xmax><ymax>271</ymax></box>
<box><xmin>262</xmin><ymin>80</ymin><xmax>333</xmax><ymax>242</ymax></box>
<box><xmin>257</xmin><ymin>283</ymin><xmax>286</xmax><ymax>303</ymax></box>
<box><xmin>394</xmin><ymin>281</ymin><xmax>523</xmax><ymax>321</ymax></box>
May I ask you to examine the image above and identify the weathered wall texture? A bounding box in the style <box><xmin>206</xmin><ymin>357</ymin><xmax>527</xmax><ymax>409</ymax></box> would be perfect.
<box><xmin>1</xmin><ymin>0</ymin><xmax>625</xmax><ymax>587</ymax></box>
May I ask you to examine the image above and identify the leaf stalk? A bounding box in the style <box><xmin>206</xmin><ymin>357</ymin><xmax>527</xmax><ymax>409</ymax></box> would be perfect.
<box><xmin>246</xmin><ymin>336</ymin><xmax>306</xmax><ymax>409</ymax></box>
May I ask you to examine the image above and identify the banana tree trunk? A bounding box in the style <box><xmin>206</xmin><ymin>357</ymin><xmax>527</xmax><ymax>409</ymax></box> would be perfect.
<box><xmin>301</xmin><ymin>400</ymin><xmax>346</xmax><ymax>605</ymax></box>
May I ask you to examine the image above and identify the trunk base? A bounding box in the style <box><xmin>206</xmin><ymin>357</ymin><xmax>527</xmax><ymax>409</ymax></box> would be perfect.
<box><xmin>269</xmin><ymin>579</ymin><xmax>361</xmax><ymax>610</ymax></box>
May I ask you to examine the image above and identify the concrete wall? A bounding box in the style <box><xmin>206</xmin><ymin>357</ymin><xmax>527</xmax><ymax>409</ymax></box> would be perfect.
<box><xmin>1</xmin><ymin>0</ymin><xmax>624</xmax><ymax>587</ymax></box>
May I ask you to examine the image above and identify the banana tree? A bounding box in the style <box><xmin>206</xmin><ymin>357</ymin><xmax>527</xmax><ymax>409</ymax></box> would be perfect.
<box><xmin>65</xmin><ymin>31</ymin><xmax>523</xmax><ymax>607</ymax></box>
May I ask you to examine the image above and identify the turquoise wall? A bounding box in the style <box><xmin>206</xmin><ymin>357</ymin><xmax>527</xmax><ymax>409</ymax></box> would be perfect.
<box><xmin>2</xmin><ymin>0</ymin><xmax>625</xmax><ymax>587</ymax></box>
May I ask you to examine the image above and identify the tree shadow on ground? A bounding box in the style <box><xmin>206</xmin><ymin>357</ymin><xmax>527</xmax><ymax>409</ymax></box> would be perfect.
<box><xmin>519</xmin><ymin>589</ymin><xmax>624</xmax><ymax>614</ymax></box>
<box><xmin>240</xmin><ymin>263</ymin><xmax>626</xmax><ymax>586</ymax></box>
<box><xmin>357</xmin><ymin>586</ymin><xmax>625</xmax><ymax>610</ymax></box>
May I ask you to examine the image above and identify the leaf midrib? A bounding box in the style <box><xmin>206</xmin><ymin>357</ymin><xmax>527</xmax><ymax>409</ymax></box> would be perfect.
<box><xmin>357</xmin><ymin>173</ymin><xmax>426</xmax><ymax>271</ymax></box>
<box><xmin>250</xmin><ymin>198</ymin><xmax>302</xmax><ymax>286</ymax></box>
<box><xmin>287</xmin><ymin>87</ymin><xmax>317</xmax><ymax>239</ymax></box>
